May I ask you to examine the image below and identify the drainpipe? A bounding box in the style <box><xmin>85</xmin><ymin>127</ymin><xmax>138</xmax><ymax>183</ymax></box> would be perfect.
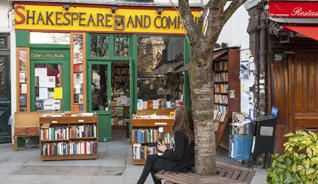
<box><xmin>258</xmin><ymin>11</ymin><xmax>266</xmax><ymax>115</ymax></box>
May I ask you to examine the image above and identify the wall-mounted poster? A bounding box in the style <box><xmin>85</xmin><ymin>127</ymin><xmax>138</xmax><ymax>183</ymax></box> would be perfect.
<box><xmin>19</xmin><ymin>72</ymin><xmax>26</xmax><ymax>83</ymax></box>
<box><xmin>21</xmin><ymin>83</ymin><xmax>27</xmax><ymax>94</ymax></box>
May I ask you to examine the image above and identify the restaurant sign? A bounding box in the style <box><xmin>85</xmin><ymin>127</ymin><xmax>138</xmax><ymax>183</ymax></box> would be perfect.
<box><xmin>269</xmin><ymin>1</ymin><xmax>318</xmax><ymax>18</ymax></box>
<box><xmin>14</xmin><ymin>3</ymin><xmax>201</xmax><ymax>34</ymax></box>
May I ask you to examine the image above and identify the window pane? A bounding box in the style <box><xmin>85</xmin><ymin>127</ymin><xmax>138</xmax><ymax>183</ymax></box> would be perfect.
<box><xmin>91</xmin><ymin>64</ymin><xmax>108</xmax><ymax>111</ymax></box>
<box><xmin>137</xmin><ymin>36</ymin><xmax>184</xmax><ymax>103</ymax></box>
<box><xmin>90</xmin><ymin>34</ymin><xmax>109</xmax><ymax>58</ymax></box>
<box><xmin>0</xmin><ymin>56</ymin><xmax>9</xmax><ymax>98</ymax></box>
<box><xmin>115</xmin><ymin>36</ymin><xmax>129</xmax><ymax>57</ymax></box>
<box><xmin>30</xmin><ymin>32</ymin><xmax>70</xmax><ymax>44</ymax></box>
<box><xmin>34</xmin><ymin>64</ymin><xmax>62</xmax><ymax>111</ymax></box>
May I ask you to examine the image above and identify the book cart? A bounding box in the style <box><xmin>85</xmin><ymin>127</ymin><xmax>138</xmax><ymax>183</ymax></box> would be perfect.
<box><xmin>39</xmin><ymin>113</ymin><xmax>98</xmax><ymax>161</ymax></box>
<box><xmin>131</xmin><ymin>109</ymin><xmax>175</xmax><ymax>165</ymax></box>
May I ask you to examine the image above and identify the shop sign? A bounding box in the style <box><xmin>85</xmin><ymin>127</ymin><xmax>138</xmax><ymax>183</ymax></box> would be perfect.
<box><xmin>269</xmin><ymin>1</ymin><xmax>318</xmax><ymax>18</ymax></box>
<box><xmin>31</xmin><ymin>53</ymin><xmax>65</xmax><ymax>59</ymax></box>
<box><xmin>14</xmin><ymin>3</ymin><xmax>201</xmax><ymax>34</ymax></box>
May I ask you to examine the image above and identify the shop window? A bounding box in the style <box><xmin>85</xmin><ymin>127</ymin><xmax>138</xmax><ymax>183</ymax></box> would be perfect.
<box><xmin>30</xmin><ymin>32</ymin><xmax>70</xmax><ymax>44</ymax></box>
<box><xmin>90</xmin><ymin>34</ymin><xmax>109</xmax><ymax>58</ymax></box>
<box><xmin>137</xmin><ymin>36</ymin><xmax>184</xmax><ymax>109</ymax></box>
<box><xmin>91</xmin><ymin>64</ymin><xmax>108</xmax><ymax>111</ymax></box>
<box><xmin>34</xmin><ymin>64</ymin><xmax>63</xmax><ymax>111</ymax></box>
<box><xmin>114</xmin><ymin>35</ymin><xmax>129</xmax><ymax>57</ymax></box>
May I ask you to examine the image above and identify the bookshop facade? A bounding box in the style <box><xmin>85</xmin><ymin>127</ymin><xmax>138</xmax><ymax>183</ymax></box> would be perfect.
<box><xmin>12</xmin><ymin>1</ymin><xmax>200</xmax><ymax>142</ymax></box>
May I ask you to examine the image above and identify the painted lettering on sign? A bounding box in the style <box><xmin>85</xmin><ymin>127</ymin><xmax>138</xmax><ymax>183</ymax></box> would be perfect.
<box><xmin>291</xmin><ymin>7</ymin><xmax>318</xmax><ymax>17</ymax></box>
<box><xmin>31</xmin><ymin>53</ymin><xmax>65</xmax><ymax>59</ymax></box>
<box><xmin>14</xmin><ymin>3</ymin><xmax>201</xmax><ymax>34</ymax></box>
<box><xmin>269</xmin><ymin>2</ymin><xmax>318</xmax><ymax>18</ymax></box>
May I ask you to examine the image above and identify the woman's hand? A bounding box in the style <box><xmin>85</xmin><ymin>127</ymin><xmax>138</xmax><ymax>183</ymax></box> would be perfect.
<box><xmin>157</xmin><ymin>142</ymin><xmax>167</xmax><ymax>153</ymax></box>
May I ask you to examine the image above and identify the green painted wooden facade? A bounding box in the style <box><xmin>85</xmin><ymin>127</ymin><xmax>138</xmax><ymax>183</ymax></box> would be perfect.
<box><xmin>16</xmin><ymin>30</ymin><xmax>191</xmax><ymax>142</ymax></box>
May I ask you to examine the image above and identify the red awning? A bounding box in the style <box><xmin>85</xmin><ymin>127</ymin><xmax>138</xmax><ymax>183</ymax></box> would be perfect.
<box><xmin>283</xmin><ymin>26</ymin><xmax>318</xmax><ymax>41</ymax></box>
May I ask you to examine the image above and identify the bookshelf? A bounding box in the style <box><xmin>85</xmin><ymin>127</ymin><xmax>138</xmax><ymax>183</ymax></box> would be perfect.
<box><xmin>39</xmin><ymin>113</ymin><xmax>98</xmax><ymax>161</ymax></box>
<box><xmin>212</xmin><ymin>48</ymin><xmax>240</xmax><ymax>148</ymax></box>
<box><xmin>131</xmin><ymin>109</ymin><xmax>175</xmax><ymax>165</ymax></box>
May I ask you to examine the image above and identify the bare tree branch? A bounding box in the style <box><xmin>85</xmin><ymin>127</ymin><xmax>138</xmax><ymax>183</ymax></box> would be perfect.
<box><xmin>223</xmin><ymin>0</ymin><xmax>247</xmax><ymax>25</ymax></box>
<box><xmin>178</xmin><ymin>0</ymin><xmax>200</xmax><ymax>45</ymax></box>
<box><xmin>202</xmin><ymin>0</ymin><xmax>224</xmax><ymax>49</ymax></box>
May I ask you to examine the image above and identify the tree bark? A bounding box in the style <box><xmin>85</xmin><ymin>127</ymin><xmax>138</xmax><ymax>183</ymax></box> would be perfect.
<box><xmin>190</xmin><ymin>46</ymin><xmax>216</xmax><ymax>175</ymax></box>
<box><xmin>177</xmin><ymin>0</ymin><xmax>247</xmax><ymax>176</ymax></box>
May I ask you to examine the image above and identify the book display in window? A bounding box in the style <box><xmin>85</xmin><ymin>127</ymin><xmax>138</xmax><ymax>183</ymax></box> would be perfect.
<box><xmin>131</xmin><ymin>109</ymin><xmax>175</xmax><ymax>165</ymax></box>
<box><xmin>39</xmin><ymin>113</ymin><xmax>98</xmax><ymax>160</ymax></box>
<box><xmin>16</xmin><ymin>48</ymin><xmax>30</xmax><ymax>112</ymax></box>
<box><xmin>71</xmin><ymin>33</ymin><xmax>86</xmax><ymax>112</ymax></box>
<box><xmin>212</xmin><ymin>47</ymin><xmax>240</xmax><ymax>148</ymax></box>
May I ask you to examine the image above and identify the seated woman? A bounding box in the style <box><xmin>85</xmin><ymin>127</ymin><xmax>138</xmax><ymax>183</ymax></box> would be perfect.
<box><xmin>137</xmin><ymin>106</ymin><xmax>194</xmax><ymax>184</ymax></box>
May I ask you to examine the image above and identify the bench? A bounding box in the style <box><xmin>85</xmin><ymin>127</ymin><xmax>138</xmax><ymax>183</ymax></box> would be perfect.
<box><xmin>13</xmin><ymin>112</ymin><xmax>45</xmax><ymax>151</ymax></box>
<box><xmin>155</xmin><ymin>162</ymin><xmax>255</xmax><ymax>184</ymax></box>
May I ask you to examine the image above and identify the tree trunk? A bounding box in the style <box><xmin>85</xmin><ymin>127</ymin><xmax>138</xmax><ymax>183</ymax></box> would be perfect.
<box><xmin>190</xmin><ymin>46</ymin><xmax>216</xmax><ymax>175</ymax></box>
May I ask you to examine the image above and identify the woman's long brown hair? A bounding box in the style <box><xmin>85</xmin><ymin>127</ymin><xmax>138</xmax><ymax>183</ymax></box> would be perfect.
<box><xmin>173</xmin><ymin>106</ymin><xmax>194</xmax><ymax>144</ymax></box>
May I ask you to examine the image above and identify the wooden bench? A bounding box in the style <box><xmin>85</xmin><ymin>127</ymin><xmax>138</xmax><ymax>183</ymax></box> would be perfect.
<box><xmin>13</xmin><ymin>112</ymin><xmax>45</xmax><ymax>151</ymax></box>
<box><xmin>156</xmin><ymin>162</ymin><xmax>255</xmax><ymax>184</ymax></box>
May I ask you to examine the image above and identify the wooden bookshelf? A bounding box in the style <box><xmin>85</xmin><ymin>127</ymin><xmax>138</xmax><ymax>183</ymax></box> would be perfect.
<box><xmin>212</xmin><ymin>47</ymin><xmax>240</xmax><ymax>148</ymax></box>
<box><xmin>39</xmin><ymin>114</ymin><xmax>98</xmax><ymax>161</ymax></box>
<box><xmin>131</xmin><ymin>109</ymin><xmax>175</xmax><ymax>165</ymax></box>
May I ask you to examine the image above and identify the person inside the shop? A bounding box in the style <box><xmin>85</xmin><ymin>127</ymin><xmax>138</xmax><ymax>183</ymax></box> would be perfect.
<box><xmin>137</xmin><ymin>106</ymin><xmax>194</xmax><ymax>184</ymax></box>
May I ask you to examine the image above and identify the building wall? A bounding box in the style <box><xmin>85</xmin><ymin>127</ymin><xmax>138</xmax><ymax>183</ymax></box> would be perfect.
<box><xmin>1</xmin><ymin>1</ymin><xmax>16</xmax><ymax>142</ymax></box>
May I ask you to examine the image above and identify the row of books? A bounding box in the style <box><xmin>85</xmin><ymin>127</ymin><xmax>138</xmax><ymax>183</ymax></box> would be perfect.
<box><xmin>41</xmin><ymin>127</ymin><xmax>69</xmax><ymax>141</ymax></box>
<box><xmin>213</xmin><ymin>110</ymin><xmax>227</xmax><ymax>122</ymax></box>
<box><xmin>214</xmin><ymin>94</ymin><xmax>228</xmax><ymax>104</ymax></box>
<box><xmin>214</xmin><ymin>61</ymin><xmax>228</xmax><ymax>71</ymax></box>
<box><xmin>215</xmin><ymin>104</ymin><xmax>228</xmax><ymax>113</ymax></box>
<box><xmin>42</xmin><ymin>141</ymin><xmax>97</xmax><ymax>156</ymax></box>
<box><xmin>214</xmin><ymin>73</ymin><xmax>228</xmax><ymax>82</ymax></box>
<box><xmin>132</xmin><ymin>129</ymin><xmax>171</xmax><ymax>144</ymax></box>
<box><xmin>70</xmin><ymin>141</ymin><xmax>97</xmax><ymax>155</ymax></box>
<box><xmin>214</xmin><ymin>84</ymin><xmax>229</xmax><ymax>93</ymax></box>
<box><xmin>132</xmin><ymin>144</ymin><xmax>157</xmax><ymax>160</ymax></box>
<box><xmin>70</xmin><ymin>125</ymin><xmax>97</xmax><ymax>138</ymax></box>
<box><xmin>137</xmin><ymin>99</ymin><xmax>181</xmax><ymax>110</ymax></box>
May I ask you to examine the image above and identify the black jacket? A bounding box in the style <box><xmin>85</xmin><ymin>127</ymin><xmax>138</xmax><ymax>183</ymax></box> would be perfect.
<box><xmin>153</xmin><ymin>130</ymin><xmax>194</xmax><ymax>172</ymax></box>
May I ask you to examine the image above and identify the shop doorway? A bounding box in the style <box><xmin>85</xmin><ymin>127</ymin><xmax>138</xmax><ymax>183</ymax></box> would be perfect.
<box><xmin>111</xmin><ymin>62</ymin><xmax>130</xmax><ymax>140</ymax></box>
<box><xmin>88</xmin><ymin>62</ymin><xmax>130</xmax><ymax>141</ymax></box>
<box><xmin>0</xmin><ymin>54</ymin><xmax>11</xmax><ymax>143</ymax></box>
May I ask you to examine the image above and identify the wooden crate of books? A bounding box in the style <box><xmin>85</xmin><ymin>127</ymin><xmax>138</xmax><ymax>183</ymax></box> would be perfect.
<box><xmin>39</xmin><ymin>113</ymin><xmax>98</xmax><ymax>161</ymax></box>
<box><xmin>131</xmin><ymin>110</ymin><xmax>175</xmax><ymax>165</ymax></box>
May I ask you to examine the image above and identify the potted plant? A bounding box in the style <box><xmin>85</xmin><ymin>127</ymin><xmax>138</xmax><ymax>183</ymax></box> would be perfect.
<box><xmin>267</xmin><ymin>131</ymin><xmax>318</xmax><ymax>184</ymax></box>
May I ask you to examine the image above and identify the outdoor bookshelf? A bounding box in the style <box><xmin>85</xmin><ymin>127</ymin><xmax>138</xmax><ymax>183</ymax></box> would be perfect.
<box><xmin>212</xmin><ymin>47</ymin><xmax>240</xmax><ymax>148</ymax></box>
<box><xmin>39</xmin><ymin>113</ymin><xmax>98</xmax><ymax>161</ymax></box>
<box><xmin>131</xmin><ymin>109</ymin><xmax>175</xmax><ymax>165</ymax></box>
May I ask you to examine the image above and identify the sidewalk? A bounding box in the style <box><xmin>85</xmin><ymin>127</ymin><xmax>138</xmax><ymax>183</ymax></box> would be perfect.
<box><xmin>0</xmin><ymin>140</ymin><xmax>266</xmax><ymax>184</ymax></box>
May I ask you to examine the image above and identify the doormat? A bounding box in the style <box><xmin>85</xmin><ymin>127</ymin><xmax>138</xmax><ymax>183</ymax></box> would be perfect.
<box><xmin>14</xmin><ymin>166</ymin><xmax>125</xmax><ymax>176</ymax></box>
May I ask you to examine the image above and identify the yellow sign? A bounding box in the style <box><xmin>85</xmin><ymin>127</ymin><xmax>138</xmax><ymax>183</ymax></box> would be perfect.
<box><xmin>54</xmin><ymin>87</ymin><xmax>63</xmax><ymax>99</ymax></box>
<box><xmin>14</xmin><ymin>3</ymin><xmax>201</xmax><ymax>34</ymax></box>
